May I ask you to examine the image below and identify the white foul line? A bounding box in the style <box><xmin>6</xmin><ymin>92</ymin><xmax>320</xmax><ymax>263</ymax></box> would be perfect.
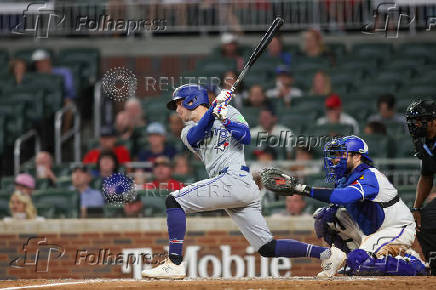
<box><xmin>0</xmin><ymin>281</ymin><xmax>92</xmax><ymax>290</ymax></box>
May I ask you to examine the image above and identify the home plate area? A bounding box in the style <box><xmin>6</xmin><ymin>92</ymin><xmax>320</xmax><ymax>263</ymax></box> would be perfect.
<box><xmin>1</xmin><ymin>277</ymin><xmax>435</xmax><ymax>290</ymax></box>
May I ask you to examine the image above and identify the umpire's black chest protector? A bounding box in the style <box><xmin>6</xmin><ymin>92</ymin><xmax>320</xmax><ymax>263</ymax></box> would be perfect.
<box><xmin>421</xmin><ymin>138</ymin><xmax>436</xmax><ymax>176</ymax></box>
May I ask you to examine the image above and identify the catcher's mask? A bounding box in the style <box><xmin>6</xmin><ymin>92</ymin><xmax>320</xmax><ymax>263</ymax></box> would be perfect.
<box><xmin>323</xmin><ymin>135</ymin><xmax>373</xmax><ymax>183</ymax></box>
<box><xmin>324</xmin><ymin>138</ymin><xmax>348</xmax><ymax>184</ymax></box>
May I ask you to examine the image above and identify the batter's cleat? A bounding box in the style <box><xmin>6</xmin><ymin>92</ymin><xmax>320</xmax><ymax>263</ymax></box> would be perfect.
<box><xmin>141</xmin><ymin>258</ymin><xmax>186</xmax><ymax>280</ymax></box>
<box><xmin>317</xmin><ymin>246</ymin><xmax>347</xmax><ymax>278</ymax></box>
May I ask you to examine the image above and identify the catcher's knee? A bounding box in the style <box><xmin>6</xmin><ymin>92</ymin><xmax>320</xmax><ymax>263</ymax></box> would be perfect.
<box><xmin>165</xmin><ymin>195</ymin><xmax>181</xmax><ymax>209</ymax></box>
<box><xmin>258</xmin><ymin>239</ymin><xmax>277</xmax><ymax>257</ymax></box>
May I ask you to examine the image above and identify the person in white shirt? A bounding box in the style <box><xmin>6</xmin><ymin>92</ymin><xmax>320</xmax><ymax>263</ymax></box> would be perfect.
<box><xmin>316</xmin><ymin>94</ymin><xmax>359</xmax><ymax>134</ymax></box>
<box><xmin>266</xmin><ymin>65</ymin><xmax>303</xmax><ymax>106</ymax></box>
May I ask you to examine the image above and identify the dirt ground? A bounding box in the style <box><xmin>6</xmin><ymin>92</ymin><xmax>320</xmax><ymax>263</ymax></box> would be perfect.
<box><xmin>0</xmin><ymin>276</ymin><xmax>435</xmax><ymax>290</ymax></box>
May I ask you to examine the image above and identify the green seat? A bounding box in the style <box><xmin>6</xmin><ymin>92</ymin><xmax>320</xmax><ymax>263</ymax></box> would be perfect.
<box><xmin>1</xmin><ymin>176</ymin><xmax>15</xmax><ymax>191</ymax></box>
<box><xmin>0</xmin><ymin>194</ymin><xmax>10</xmax><ymax>218</ymax></box>
<box><xmin>384</xmin><ymin>121</ymin><xmax>407</xmax><ymax>136</ymax></box>
<box><xmin>279</xmin><ymin>111</ymin><xmax>318</xmax><ymax>134</ymax></box>
<box><xmin>239</xmin><ymin>107</ymin><xmax>261</xmax><ymax>128</ymax></box>
<box><xmin>3</xmin><ymin>87</ymin><xmax>45</xmax><ymax>122</ymax></box>
<box><xmin>196</xmin><ymin>57</ymin><xmax>237</xmax><ymax>74</ymax></box>
<box><xmin>358</xmin><ymin>83</ymin><xmax>397</xmax><ymax>96</ymax></box>
<box><xmin>360</xmin><ymin>134</ymin><xmax>389</xmax><ymax>158</ymax></box>
<box><xmin>21</xmin><ymin>73</ymin><xmax>64</xmax><ymax>113</ymax></box>
<box><xmin>58</xmin><ymin>48</ymin><xmax>100</xmax><ymax>84</ymax></box>
<box><xmin>406</xmin><ymin>85</ymin><xmax>436</xmax><ymax>97</ymax></box>
<box><xmin>32</xmin><ymin>189</ymin><xmax>79</xmax><ymax>218</ymax></box>
<box><xmin>292</xmin><ymin>96</ymin><xmax>326</xmax><ymax>111</ymax></box>
<box><xmin>386</xmin><ymin>58</ymin><xmax>426</xmax><ymax>71</ymax></box>
<box><xmin>0</xmin><ymin>49</ymin><xmax>9</xmax><ymax>65</ymax></box>
<box><xmin>391</xmin><ymin>135</ymin><xmax>415</xmax><ymax>158</ymax></box>
<box><xmin>138</xmin><ymin>190</ymin><xmax>167</xmax><ymax>217</ymax></box>
<box><xmin>262</xmin><ymin>200</ymin><xmax>285</xmax><ymax>216</ymax></box>
<box><xmin>103</xmin><ymin>204</ymin><xmax>125</xmax><ymax>218</ymax></box>
<box><xmin>36</xmin><ymin>179</ymin><xmax>51</xmax><ymax>190</ymax></box>
<box><xmin>310</xmin><ymin>123</ymin><xmax>354</xmax><ymax>137</ymax></box>
<box><xmin>327</xmin><ymin>43</ymin><xmax>347</xmax><ymax>56</ymax></box>
<box><xmin>397</xmin><ymin>185</ymin><xmax>416</xmax><ymax>208</ymax></box>
<box><xmin>352</xmin><ymin>43</ymin><xmax>393</xmax><ymax>60</ymax></box>
<box><xmin>336</xmin><ymin>58</ymin><xmax>378</xmax><ymax>75</ymax></box>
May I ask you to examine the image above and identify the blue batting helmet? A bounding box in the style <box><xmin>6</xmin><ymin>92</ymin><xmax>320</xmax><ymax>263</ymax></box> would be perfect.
<box><xmin>167</xmin><ymin>84</ymin><xmax>209</xmax><ymax>111</ymax></box>
<box><xmin>324</xmin><ymin>135</ymin><xmax>373</xmax><ymax>183</ymax></box>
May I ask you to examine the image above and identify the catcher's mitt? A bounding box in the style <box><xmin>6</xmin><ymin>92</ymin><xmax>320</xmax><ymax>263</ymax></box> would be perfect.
<box><xmin>260</xmin><ymin>168</ymin><xmax>297</xmax><ymax>195</ymax></box>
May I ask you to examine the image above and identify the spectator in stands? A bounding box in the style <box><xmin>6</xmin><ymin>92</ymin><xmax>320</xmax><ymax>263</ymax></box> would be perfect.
<box><xmin>244</xmin><ymin>85</ymin><xmax>270</xmax><ymax>108</ymax></box>
<box><xmin>220</xmin><ymin>32</ymin><xmax>244</xmax><ymax>70</ymax></box>
<box><xmin>317</xmin><ymin>94</ymin><xmax>359</xmax><ymax>134</ymax></box>
<box><xmin>35</xmin><ymin>151</ymin><xmax>57</xmax><ymax>187</ymax></box>
<box><xmin>364</xmin><ymin>121</ymin><xmax>387</xmax><ymax>135</ymax></box>
<box><xmin>138</xmin><ymin>122</ymin><xmax>176</xmax><ymax>163</ymax></box>
<box><xmin>368</xmin><ymin>94</ymin><xmax>408</xmax><ymax>132</ymax></box>
<box><xmin>290</xmin><ymin>146</ymin><xmax>320</xmax><ymax>183</ymax></box>
<box><xmin>125</xmin><ymin>99</ymin><xmax>146</xmax><ymax>128</ymax></box>
<box><xmin>221</xmin><ymin>70</ymin><xmax>246</xmax><ymax>108</ymax></box>
<box><xmin>309</xmin><ymin>70</ymin><xmax>332</xmax><ymax>96</ymax></box>
<box><xmin>10</xmin><ymin>59</ymin><xmax>27</xmax><ymax>85</ymax></box>
<box><xmin>266</xmin><ymin>65</ymin><xmax>303</xmax><ymax>106</ymax></box>
<box><xmin>144</xmin><ymin>156</ymin><xmax>184</xmax><ymax>191</ymax></box>
<box><xmin>250</xmin><ymin>146</ymin><xmax>278</xmax><ymax>180</ymax></box>
<box><xmin>272</xmin><ymin>195</ymin><xmax>311</xmax><ymax>218</ymax></box>
<box><xmin>173</xmin><ymin>154</ymin><xmax>193</xmax><ymax>178</ymax></box>
<box><xmin>5</xmin><ymin>190</ymin><xmax>39</xmax><ymax>220</ymax></box>
<box><xmin>83</xmin><ymin>126</ymin><xmax>131</xmax><ymax>164</ymax></box>
<box><xmin>168</xmin><ymin>113</ymin><xmax>184</xmax><ymax>139</ymax></box>
<box><xmin>267</xmin><ymin>35</ymin><xmax>291</xmax><ymax>65</ymax></box>
<box><xmin>14</xmin><ymin>173</ymin><xmax>35</xmax><ymax>196</ymax></box>
<box><xmin>97</xmin><ymin>150</ymin><xmax>120</xmax><ymax>179</ymax></box>
<box><xmin>31</xmin><ymin>49</ymin><xmax>76</xmax><ymax>100</ymax></box>
<box><xmin>71</xmin><ymin>165</ymin><xmax>105</xmax><ymax>218</ymax></box>
<box><xmin>115</xmin><ymin>110</ymin><xmax>135</xmax><ymax>140</ymax></box>
<box><xmin>300</xmin><ymin>29</ymin><xmax>335</xmax><ymax>64</ymax></box>
<box><xmin>250</xmin><ymin>107</ymin><xmax>293</xmax><ymax>157</ymax></box>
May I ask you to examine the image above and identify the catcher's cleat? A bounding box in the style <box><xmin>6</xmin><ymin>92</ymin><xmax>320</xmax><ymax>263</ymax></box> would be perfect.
<box><xmin>142</xmin><ymin>258</ymin><xmax>186</xmax><ymax>280</ymax></box>
<box><xmin>317</xmin><ymin>246</ymin><xmax>347</xmax><ymax>278</ymax></box>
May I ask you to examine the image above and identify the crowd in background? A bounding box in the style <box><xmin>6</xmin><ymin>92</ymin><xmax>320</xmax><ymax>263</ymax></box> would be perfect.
<box><xmin>2</xmin><ymin>27</ymin><xmax>432</xmax><ymax>220</ymax></box>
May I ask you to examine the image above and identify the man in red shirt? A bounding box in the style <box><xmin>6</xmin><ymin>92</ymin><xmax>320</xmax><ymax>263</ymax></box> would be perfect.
<box><xmin>83</xmin><ymin>126</ymin><xmax>131</xmax><ymax>164</ymax></box>
<box><xmin>144</xmin><ymin>156</ymin><xmax>184</xmax><ymax>191</ymax></box>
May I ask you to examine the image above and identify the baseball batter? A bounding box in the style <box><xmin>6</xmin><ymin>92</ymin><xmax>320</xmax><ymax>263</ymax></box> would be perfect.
<box><xmin>142</xmin><ymin>84</ymin><xmax>342</xmax><ymax>279</ymax></box>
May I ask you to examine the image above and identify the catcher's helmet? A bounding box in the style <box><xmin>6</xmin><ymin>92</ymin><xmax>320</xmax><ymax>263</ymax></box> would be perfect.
<box><xmin>324</xmin><ymin>135</ymin><xmax>373</xmax><ymax>183</ymax></box>
<box><xmin>405</xmin><ymin>99</ymin><xmax>436</xmax><ymax>138</ymax></box>
<box><xmin>167</xmin><ymin>84</ymin><xmax>209</xmax><ymax>111</ymax></box>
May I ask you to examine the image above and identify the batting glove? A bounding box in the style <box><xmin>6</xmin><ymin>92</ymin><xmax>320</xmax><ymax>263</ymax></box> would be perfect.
<box><xmin>215</xmin><ymin>89</ymin><xmax>232</xmax><ymax>105</ymax></box>
<box><xmin>213</xmin><ymin>103</ymin><xmax>228</xmax><ymax>121</ymax></box>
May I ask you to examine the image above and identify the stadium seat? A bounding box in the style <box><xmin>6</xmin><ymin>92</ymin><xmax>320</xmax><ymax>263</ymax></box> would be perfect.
<box><xmin>138</xmin><ymin>189</ymin><xmax>167</xmax><ymax>217</ymax></box>
<box><xmin>390</xmin><ymin>135</ymin><xmax>415</xmax><ymax>158</ymax></box>
<box><xmin>279</xmin><ymin>111</ymin><xmax>319</xmax><ymax>134</ymax></box>
<box><xmin>262</xmin><ymin>200</ymin><xmax>285</xmax><ymax>216</ymax></box>
<box><xmin>397</xmin><ymin>185</ymin><xmax>416</xmax><ymax>208</ymax></box>
<box><xmin>361</xmin><ymin>134</ymin><xmax>389</xmax><ymax>158</ymax></box>
<box><xmin>384</xmin><ymin>121</ymin><xmax>408</xmax><ymax>136</ymax></box>
<box><xmin>0</xmin><ymin>194</ymin><xmax>10</xmax><ymax>218</ymax></box>
<box><xmin>21</xmin><ymin>73</ymin><xmax>64</xmax><ymax>114</ymax></box>
<box><xmin>326</xmin><ymin>43</ymin><xmax>347</xmax><ymax>57</ymax></box>
<box><xmin>1</xmin><ymin>176</ymin><xmax>15</xmax><ymax>191</ymax></box>
<box><xmin>405</xmin><ymin>85</ymin><xmax>436</xmax><ymax>97</ymax></box>
<box><xmin>0</xmin><ymin>49</ymin><xmax>8</xmax><ymax>65</ymax></box>
<box><xmin>310</xmin><ymin>123</ymin><xmax>355</xmax><ymax>137</ymax></box>
<box><xmin>2</xmin><ymin>87</ymin><xmax>45</xmax><ymax>122</ymax></box>
<box><xmin>103</xmin><ymin>204</ymin><xmax>125</xmax><ymax>218</ymax></box>
<box><xmin>239</xmin><ymin>107</ymin><xmax>261</xmax><ymax>128</ymax></box>
<box><xmin>351</xmin><ymin>43</ymin><xmax>393</xmax><ymax>61</ymax></box>
<box><xmin>32</xmin><ymin>189</ymin><xmax>79</xmax><ymax>218</ymax></box>
<box><xmin>58</xmin><ymin>48</ymin><xmax>100</xmax><ymax>84</ymax></box>
<box><xmin>196</xmin><ymin>57</ymin><xmax>237</xmax><ymax>75</ymax></box>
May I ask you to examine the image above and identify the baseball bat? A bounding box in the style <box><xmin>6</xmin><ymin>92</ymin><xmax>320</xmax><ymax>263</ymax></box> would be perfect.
<box><xmin>230</xmin><ymin>17</ymin><xmax>284</xmax><ymax>94</ymax></box>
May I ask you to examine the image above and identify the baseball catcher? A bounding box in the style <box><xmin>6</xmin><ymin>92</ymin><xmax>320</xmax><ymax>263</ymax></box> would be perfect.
<box><xmin>262</xmin><ymin>135</ymin><xmax>427</xmax><ymax>276</ymax></box>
